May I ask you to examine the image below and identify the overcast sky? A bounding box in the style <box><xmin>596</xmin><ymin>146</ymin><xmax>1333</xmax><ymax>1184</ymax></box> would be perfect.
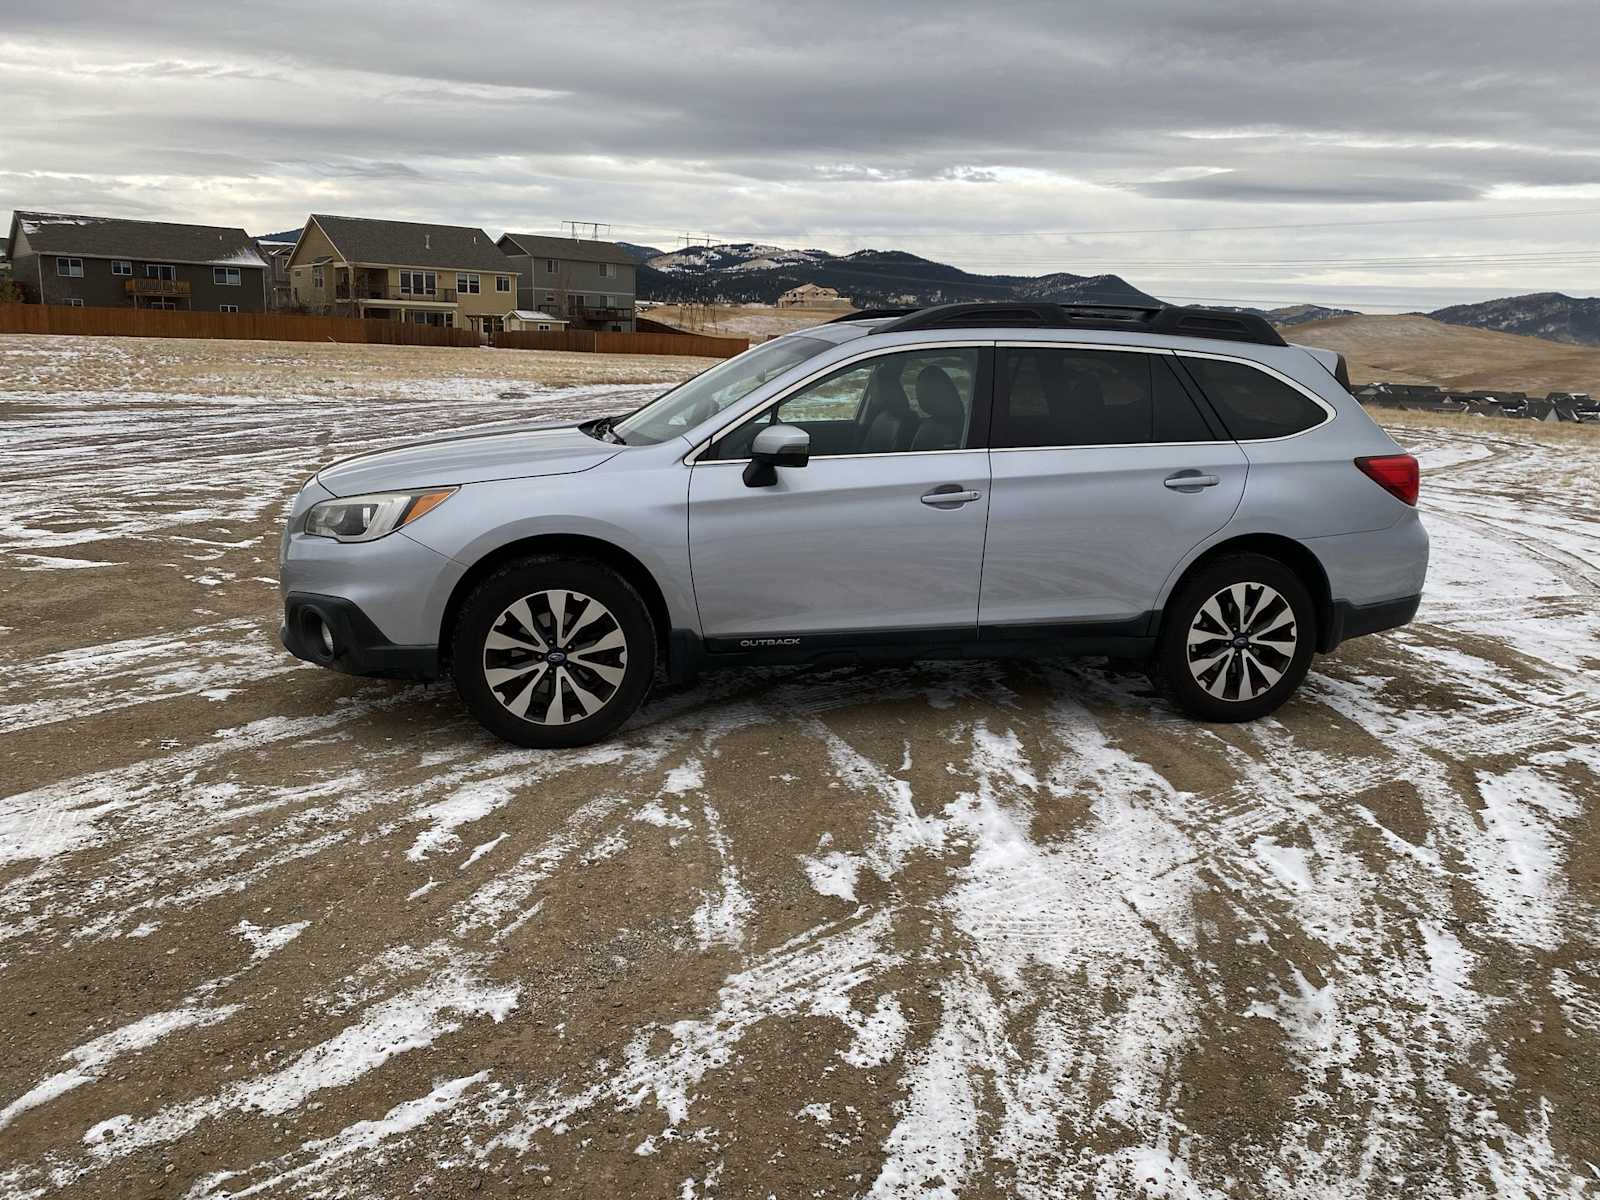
<box><xmin>4</xmin><ymin>1</ymin><xmax>1598</xmax><ymax>310</ymax></box>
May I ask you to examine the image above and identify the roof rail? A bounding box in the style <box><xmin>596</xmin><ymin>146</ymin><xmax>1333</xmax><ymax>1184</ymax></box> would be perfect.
<box><xmin>873</xmin><ymin>301</ymin><xmax>1286</xmax><ymax>346</ymax></box>
<box><xmin>825</xmin><ymin>307</ymin><xmax>919</xmax><ymax>324</ymax></box>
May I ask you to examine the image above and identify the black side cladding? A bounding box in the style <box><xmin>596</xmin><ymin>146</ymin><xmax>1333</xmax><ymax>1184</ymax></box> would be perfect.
<box><xmin>873</xmin><ymin>302</ymin><xmax>1286</xmax><ymax>346</ymax></box>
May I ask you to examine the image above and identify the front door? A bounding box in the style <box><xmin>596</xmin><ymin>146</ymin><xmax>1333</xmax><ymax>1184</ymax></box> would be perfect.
<box><xmin>688</xmin><ymin>345</ymin><xmax>992</xmax><ymax>644</ymax></box>
<box><xmin>979</xmin><ymin>344</ymin><xmax>1248</xmax><ymax>630</ymax></box>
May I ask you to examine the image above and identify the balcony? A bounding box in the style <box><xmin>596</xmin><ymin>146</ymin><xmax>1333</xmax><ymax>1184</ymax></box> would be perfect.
<box><xmin>125</xmin><ymin>278</ymin><xmax>191</xmax><ymax>298</ymax></box>
<box><xmin>337</xmin><ymin>285</ymin><xmax>457</xmax><ymax>304</ymax></box>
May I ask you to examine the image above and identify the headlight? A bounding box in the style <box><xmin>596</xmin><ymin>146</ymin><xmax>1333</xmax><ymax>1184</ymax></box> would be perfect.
<box><xmin>303</xmin><ymin>488</ymin><xmax>457</xmax><ymax>543</ymax></box>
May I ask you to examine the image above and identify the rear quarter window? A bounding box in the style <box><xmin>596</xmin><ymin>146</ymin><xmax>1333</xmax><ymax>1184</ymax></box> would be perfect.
<box><xmin>1180</xmin><ymin>357</ymin><xmax>1328</xmax><ymax>440</ymax></box>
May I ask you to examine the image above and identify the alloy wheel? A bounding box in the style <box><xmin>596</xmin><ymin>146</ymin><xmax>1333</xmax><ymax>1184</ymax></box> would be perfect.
<box><xmin>1185</xmin><ymin>582</ymin><xmax>1298</xmax><ymax>702</ymax></box>
<box><xmin>481</xmin><ymin>589</ymin><xmax>629</xmax><ymax>725</ymax></box>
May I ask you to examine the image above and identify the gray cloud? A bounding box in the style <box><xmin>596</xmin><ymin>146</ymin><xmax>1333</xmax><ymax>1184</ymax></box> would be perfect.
<box><xmin>3</xmin><ymin>0</ymin><xmax>1598</xmax><ymax>308</ymax></box>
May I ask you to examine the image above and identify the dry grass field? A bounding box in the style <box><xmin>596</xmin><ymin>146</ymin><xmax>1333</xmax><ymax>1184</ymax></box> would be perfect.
<box><xmin>1</xmin><ymin>333</ymin><xmax>1597</xmax><ymax>1199</ymax></box>
<box><xmin>649</xmin><ymin>303</ymin><xmax>856</xmax><ymax>339</ymax></box>
<box><xmin>1289</xmin><ymin>313</ymin><xmax>1600</xmax><ymax>394</ymax></box>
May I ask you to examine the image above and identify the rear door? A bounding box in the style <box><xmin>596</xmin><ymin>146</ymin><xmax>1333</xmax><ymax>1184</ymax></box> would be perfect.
<box><xmin>979</xmin><ymin>343</ymin><xmax>1247</xmax><ymax>631</ymax></box>
<box><xmin>688</xmin><ymin>344</ymin><xmax>992</xmax><ymax>643</ymax></box>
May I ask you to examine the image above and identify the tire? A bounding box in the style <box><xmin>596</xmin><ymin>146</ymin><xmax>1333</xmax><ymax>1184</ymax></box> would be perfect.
<box><xmin>1154</xmin><ymin>553</ymin><xmax>1315</xmax><ymax>723</ymax></box>
<box><xmin>450</xmin><ymin>556</ymin><xmax>657</xmax><ymax>748</ymax></box>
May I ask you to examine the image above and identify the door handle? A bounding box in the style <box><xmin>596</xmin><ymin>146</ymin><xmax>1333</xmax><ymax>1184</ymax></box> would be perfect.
<box><xmin>1163</xmin><ymin>472</ymin><xmax>1220</xmax><ymax>491</ymax></box>
<box><xmin>921</xmin><ymin>486</ymin><xmax>982</xmax><ymax>507</ymax></box>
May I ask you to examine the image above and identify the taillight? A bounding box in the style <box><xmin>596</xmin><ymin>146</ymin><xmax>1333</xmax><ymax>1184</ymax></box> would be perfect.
<box><xmin>1355</xmin><ymin>454</ymin><xmax>1419</xmax><ymax>506</ymax></box>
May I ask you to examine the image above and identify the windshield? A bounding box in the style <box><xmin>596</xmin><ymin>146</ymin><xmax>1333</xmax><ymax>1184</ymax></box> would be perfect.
<box><xmin>612</xmin><ymin>336</ymin><xmax>833</xmax><ymax>445</ymax></box>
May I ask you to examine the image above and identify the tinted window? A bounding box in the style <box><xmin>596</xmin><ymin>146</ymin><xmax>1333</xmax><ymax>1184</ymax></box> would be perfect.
<box><xmin>1180</xmin><ymin>357</ymin><xmax>1326</xmax><ymax>440</ymax></box>
<box><xmin>992</xmin><ymin>348</ymin><xmax>1215</xmax><ymax>448</ymax></box>
<box><xmin>707</xmin><ymin>348</ymin><xmax>980</xmax><ymax>460</ymax></box>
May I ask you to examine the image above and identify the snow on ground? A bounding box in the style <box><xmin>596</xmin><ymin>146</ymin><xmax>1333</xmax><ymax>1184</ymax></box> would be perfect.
<box><xmin>0</xmin><ymin>337</ymin><xmax>1596</xmax><ymax>1198</ymax></box>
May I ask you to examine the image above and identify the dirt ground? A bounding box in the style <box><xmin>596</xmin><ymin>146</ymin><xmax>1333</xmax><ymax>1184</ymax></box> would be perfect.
<box><xmin>1</xmin><ymin>334</ymin><xmax>1597</xmax><ymax>1199</ymax></box>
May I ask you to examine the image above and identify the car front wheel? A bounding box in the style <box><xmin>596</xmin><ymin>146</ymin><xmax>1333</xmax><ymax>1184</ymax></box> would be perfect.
<box><xmin>1155</xmin><ymin>553</ymin><xmax>1315</xmax><ymax>723</ymax></box>
<box><xmin>451</xmin><ymin>557</ymin><xmax>656</xmax><ymax>748</ymax></box>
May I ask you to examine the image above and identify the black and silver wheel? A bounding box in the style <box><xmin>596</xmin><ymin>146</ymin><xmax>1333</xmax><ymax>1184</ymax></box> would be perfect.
<box><xmin>1156</xmin><ymin>554</ymin><xmax>1314</xmax><ymax>722</ymax></box>
<box><xmin>451</xmin><ymin>557</ymin><xmax>656</xmax><ymax>748</ymax></box>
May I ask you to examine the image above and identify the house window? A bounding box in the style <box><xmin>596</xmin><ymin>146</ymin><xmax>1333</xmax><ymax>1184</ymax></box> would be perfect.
<box><xmin>112</xmin><ymin>260</ymin><xmax>132</xmax><ymax>276</ymax></box>
<box><xmin>56</xmin><ymin>257</ymin><xmax>84</xmax><ymax>277</ymax></box>
<box><xmin>544</xmin><ymin>259</ymin><xmax>557</xmax><ymax>272</ymax></box>
<box><xmin>214</xmin><ymin>267</ymin><xmax>242</xmax><ymax>286</ymax></box>
<box><xmin>220</xmin><ymin>304</ymin><xmax>240</xmax><ymax>313</ymax></box>
<box><xmin>600</xmin><ymin>262</ymin><xmax>616</xmax><ymax>279</ymax></box>
<box><xmin>496</xmin><ymin>275</ymin><xmax>512</xmax><ymax>292</ymax></box>
<box><xmin>537</xmin><ymin>323</ymin><xmax>552</xmax><ymax>331</ymax></box>
<box><xmin>457</xmin><ymin>273</ymin><xmax>480</xmax><ymax>294</ymax></box>
<box><xmin>146</xmin><ymin>263</ymin><xmax>176</xmax><ymax>281</ymax></box>
<box><xmin>312</xmin><ymin>266</ymin><xmax>324</xmax><ymax>288</ymax></box>
<box><xmin>65</xmin><ymin>298</ymin><xmax>85</xmax><ymax>307</ymax></box>
<box><xmin>399</xmin><ymin>271</ymin><xmax>437</xmax><ymax>296</ymax></box>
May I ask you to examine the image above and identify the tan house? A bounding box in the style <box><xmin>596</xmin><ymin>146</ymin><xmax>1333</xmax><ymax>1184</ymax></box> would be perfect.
<box><xmin>777</xmin><ymin>283</ymin><xmax>849</xmax><ymax>308</ymax></box>
<box><xmin>286</xmin><ymin>214</ymin><xmax>516</xmax><ymax>334</ymax></box>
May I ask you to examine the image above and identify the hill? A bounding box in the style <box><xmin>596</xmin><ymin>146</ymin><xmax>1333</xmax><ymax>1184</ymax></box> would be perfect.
<box><xmin>1289</xmin><ymin>314</ymin><xmax>1600</xmax><ymax>393</ymax></box>
<box><xmin>1426</xmin><ymin>292</ymin><xmax>1600</xmax><ymax>347</ymax></box>
<box><xmin>637</xmin><ymin>242</ymin><xmax>1159</xmax><ymax>308</ymax></box>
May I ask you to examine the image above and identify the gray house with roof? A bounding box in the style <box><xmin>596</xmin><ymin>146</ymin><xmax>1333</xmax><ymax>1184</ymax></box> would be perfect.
<box><xmin>497</xmin><ymin>234</ymin><xmax>636</xmax><ymax>331</ymax></box>
<box><xmin>287</xmin><ymin>214</ymin><xmax>515</xmax><ymax>333</ymax></box>
<box><xmin>6</xmin><ymin>211</ymin><xmax>268</xmax><ymax>311</ymax></box>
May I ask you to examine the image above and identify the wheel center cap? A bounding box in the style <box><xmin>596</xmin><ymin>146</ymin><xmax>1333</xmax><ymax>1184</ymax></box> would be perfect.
<box><xmin>1232</xmin><ymin>635</ymin><xmax>1249</xmax><ymax>649</ymax></box>
<box><xmin>545</xmin><ymin>650</ymin><xmax>568</xmax><ymax>665</ymax></box>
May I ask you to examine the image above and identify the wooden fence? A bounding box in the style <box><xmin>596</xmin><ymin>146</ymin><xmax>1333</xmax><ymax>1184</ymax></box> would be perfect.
<box><xmin>494</xmin><ymin>328</ymin><xmax>748</xmax><ymax>358</ymax></box>
<box><xmin>0</xmin><ymin>303</ymin><xmax>479</xmax><ymax>348</ymax></box>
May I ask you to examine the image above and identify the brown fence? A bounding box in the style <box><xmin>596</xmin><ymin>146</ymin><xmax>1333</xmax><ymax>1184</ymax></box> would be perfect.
<box><xmin>0</xmin><ymin>303</ymin><xmax>479</xmax><ymax>348</ymax></box>
<box><xmin>493</xmin><ymin>329</ymin><xmax>748</xmax><ymax>358</ymax></box>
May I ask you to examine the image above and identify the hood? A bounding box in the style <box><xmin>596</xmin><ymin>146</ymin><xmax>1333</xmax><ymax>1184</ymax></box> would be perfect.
<box><xmin>316</xmin><ymin>422</ymin><xmax>619</xmax><ymax>496</ymax></box>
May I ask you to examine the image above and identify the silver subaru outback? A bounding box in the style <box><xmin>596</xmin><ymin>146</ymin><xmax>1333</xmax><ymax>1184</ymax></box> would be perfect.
<box><xmin>279</xmin><ymin>302</ymin><xmax>1427</xmax><ymax>747</ymax></box>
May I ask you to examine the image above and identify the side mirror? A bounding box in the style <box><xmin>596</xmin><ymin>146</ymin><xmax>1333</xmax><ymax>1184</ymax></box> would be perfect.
<box><xmin>743</xmin><ymin>423</ymin><xmax>810</xmax><ymax>488</ymax></box>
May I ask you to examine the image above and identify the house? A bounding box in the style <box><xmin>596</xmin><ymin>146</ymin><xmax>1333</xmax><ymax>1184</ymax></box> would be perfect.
<box><xmin>496</xmin><ymin>234</ymin><xmax>636</xmax><ymax>331</ymax></box>
<box><xmin>6</xmin><ymin>210</ymin><xmax>268</xmax><ymax>311</ymax></box>
<box><xmin>777</xmin><ymin>283</ymin><xmax>850</xmax><ymax>308</ymax></box>
<box><xmin>286</xmin><ymin>214</ymin><xmax>516</xmax><ymax>334</ymax></box>
<box><xmin>253</xmin><ymin>230</ymin><xmax>299</xmax><ymax>310</ymax></box>
<box><xmin>0</xmin><ymin>236</ymin><xmax>10</xmax><ymax>282</ymax></box>
<box><xmin>503</xmin><ymin>309</ymin><xmax>570</xmax><ymax>332</ymax></box>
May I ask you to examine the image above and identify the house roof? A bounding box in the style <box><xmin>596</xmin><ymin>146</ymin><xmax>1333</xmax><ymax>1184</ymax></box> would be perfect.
<box><xmin>10</xmin><ymin>210</ymin><xmax>266</xmax><ymax>268</ymax></box>
<box><xmin>498</xmin><ymin>233</ymin><xmax>635</xmax><ymax>267</ymax></box>
<box><xmin>507</xmin><ymin>309</ymin><xmax>568</xmax><ymax>322</ymax></box>
<box><xmin>310</xmin><ymin>214</ymin><xmax>508</xmax><ymax>272</ymax></box>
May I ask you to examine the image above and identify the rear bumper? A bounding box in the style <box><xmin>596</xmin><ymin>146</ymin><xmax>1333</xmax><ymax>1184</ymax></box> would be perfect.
<box><xmin>1320</xmin><ymin>593</ymin><xmax>1421</xmax><ymax>653</ymax></box>
<box><xmin>281</xmin><ymin>592</ymin><xmax>440</xmax><ymax>681</ymax></box>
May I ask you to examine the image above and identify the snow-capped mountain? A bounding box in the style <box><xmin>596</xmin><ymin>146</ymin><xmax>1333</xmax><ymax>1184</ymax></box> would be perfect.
<box><xmin>1427</xmin><ymin>292</ymin><xmax>1600</xmax><ymax>346</ymax></box>
<box><xmin>636</xmin><ymin>243</ymin><xmax>1160</xmax><ymax>308</ymax></box>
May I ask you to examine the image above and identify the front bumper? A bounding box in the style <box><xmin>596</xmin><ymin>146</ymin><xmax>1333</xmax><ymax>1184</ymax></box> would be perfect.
<box><xmin>281</xmin><ymin>592</ymin><xmax>440</xmax><ymax>680</ymax></box>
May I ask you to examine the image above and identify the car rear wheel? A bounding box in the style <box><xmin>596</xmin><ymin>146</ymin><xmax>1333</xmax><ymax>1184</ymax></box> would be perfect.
<box><xmin>451</xmin><ymin>557</ymin><xmax>656</xmax><ymax>748</ymax></box>
<box><xmin>1155</xmin><ymin>553</ymin><xmax>1314</xmax><ymax>723</ymax></box>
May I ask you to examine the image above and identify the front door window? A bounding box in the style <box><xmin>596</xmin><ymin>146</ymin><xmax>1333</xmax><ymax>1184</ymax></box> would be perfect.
<box><xmin>707</xmin><ymin>347</ymin><xmax>982</xmax><ymax>460</ymax></box>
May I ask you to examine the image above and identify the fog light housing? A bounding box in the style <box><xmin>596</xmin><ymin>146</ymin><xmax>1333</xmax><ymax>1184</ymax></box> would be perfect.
<box><xmin>319</xmin><ymin>621</ymin><xmax>337</xmax><ymax>657</ymax></box>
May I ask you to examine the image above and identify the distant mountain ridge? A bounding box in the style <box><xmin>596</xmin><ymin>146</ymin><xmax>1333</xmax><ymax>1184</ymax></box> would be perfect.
<box><xmin>1426</xmin><ymin>292</ymin><xmax>1600</xmax><ymax>346</ymax></box>
<box><xmin>636</xmin><ymin>241</ymin><xmax>1161</xmax><ymax>308</ymax></box>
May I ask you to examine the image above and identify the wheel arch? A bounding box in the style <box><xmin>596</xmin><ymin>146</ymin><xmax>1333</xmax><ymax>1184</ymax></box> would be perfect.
<box><xmin>1158</xmin><ymin>533</ymin><xmax>1335</xmax><ymax>652</ymax></box>
<box><xmin>439</xmin><ymin>533</ymin><xmax>673</xmax><ymax>671</ymax></box>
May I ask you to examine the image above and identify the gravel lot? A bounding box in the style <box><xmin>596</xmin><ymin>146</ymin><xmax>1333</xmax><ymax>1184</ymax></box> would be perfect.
<box><xmin>1</xmin><ymin>335</ymin><xmax>1597</xmax><ymax>1199</ymax></box>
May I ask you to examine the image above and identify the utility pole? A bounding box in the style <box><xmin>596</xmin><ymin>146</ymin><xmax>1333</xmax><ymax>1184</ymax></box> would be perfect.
<box><xmin>563</xmin><ymin>220</ymin><xmax>611</xmax><ymax>242</ymax></box>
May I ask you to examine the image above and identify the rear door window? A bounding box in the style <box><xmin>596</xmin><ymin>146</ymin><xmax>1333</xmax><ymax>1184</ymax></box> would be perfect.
<box><xmin>992</xmin><ymin>347</ymin><xmax>1217</xmax><ymax>447</ymax></box>
<box><xmin>1178</xmin><ymin>357</ymin><xmax>1328</xmax><ymax>440</ymax></box>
